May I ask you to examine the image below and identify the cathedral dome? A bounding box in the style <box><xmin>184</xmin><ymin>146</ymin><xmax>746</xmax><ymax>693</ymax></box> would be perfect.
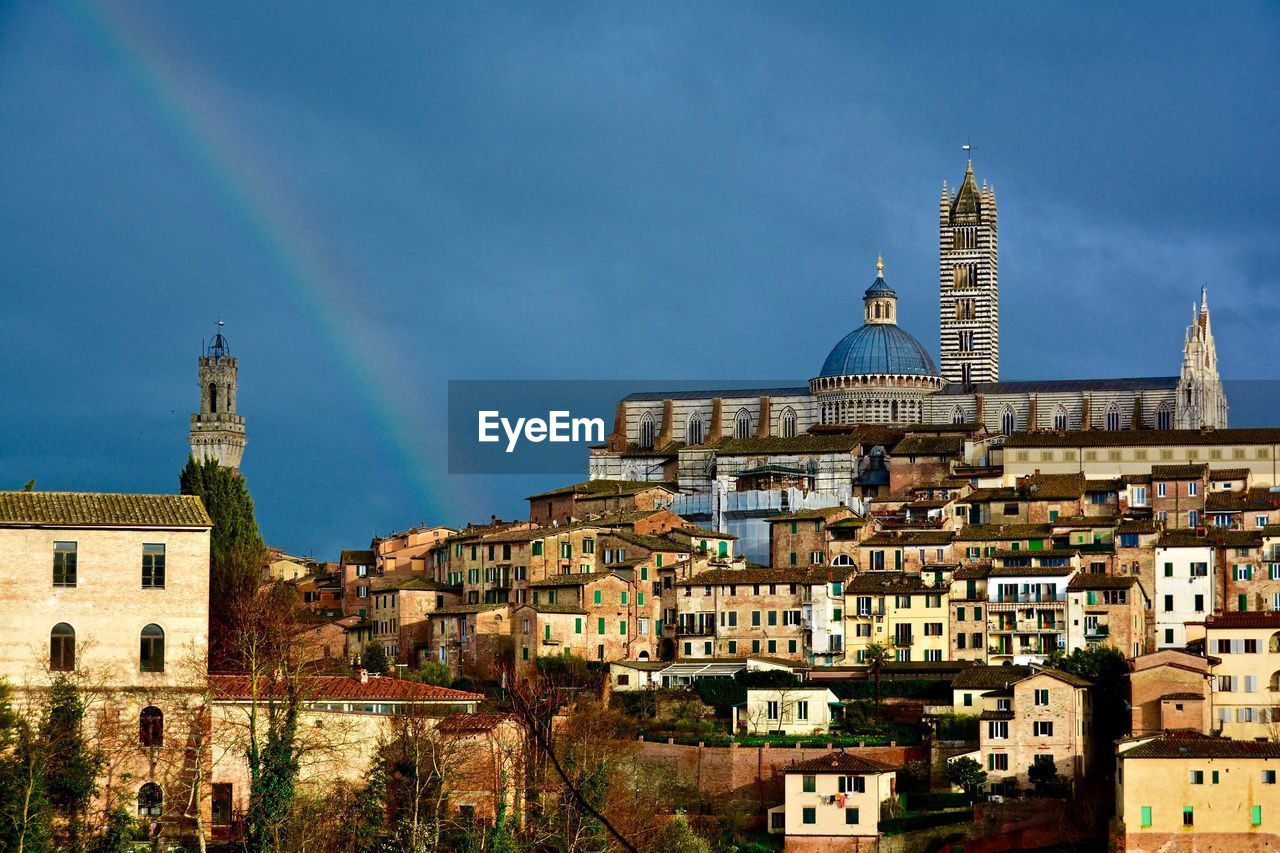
<box><xmin>818</xmin><ymin>323</ymin><xmax>939</xmax><ymax>377</ymax></box>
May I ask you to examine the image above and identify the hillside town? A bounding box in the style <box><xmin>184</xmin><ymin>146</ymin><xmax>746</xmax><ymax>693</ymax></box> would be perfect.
<box><xmin>2</xmin><ymin>156</ymin><xmax>1277</xmax><ymax>852</ymax></box>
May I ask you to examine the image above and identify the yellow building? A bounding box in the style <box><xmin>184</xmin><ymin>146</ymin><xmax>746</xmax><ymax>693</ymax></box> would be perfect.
<box><xmin>1202</xmin><ymin>611</ymin><xmax>1280</xmax><ymax>739</ymax></box>
<box><xmin>844</xmin><ymin>572</ymin><xmax>949</xmax><ymax>664</ymax></box>
<box><xmin>737</xmin><ymin>687</ymin><xmax>840</xmax><ymax>736</ymax></box>
<box><xmin>1117</xmin><ymin>732</ymin><xmax>1280</xmax><ymax>851</ymax></box>
<box><xmin>768</xmin><ymin>752</ymin><xmax>898</xmax><ymax>850</ymax></box>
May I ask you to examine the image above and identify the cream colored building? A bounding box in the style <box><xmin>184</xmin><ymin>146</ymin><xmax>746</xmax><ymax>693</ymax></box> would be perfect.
<box><xmin>0</xmin><ymin>491</ymin><xmax>212</xmax><ymax>687</ymax></box>
<box><xmin>1117</xmin><ymin>732</ymin><xmax>1280</xmax><ymax>851</ymax></box>
<box><xmin>737</xmin><ymin>687</ymin><xmax>840</xmax><ymax>736</ymax></box>
<box><xmin>979</xmin><ymin>668</ymin><xmax>1093</xmax><ymax>794</ymax></box>
<box><xmin>844</xmin><ymin>572</ymin><xmax>949</xmax><ymax>664</ymax></box>
<box><xmin>768</xmin><ymin>751</ymin><xmax>897</xmax><ymax>850</ymax></box>
<box><xmin>1203</xmin><ymin>611</ymin><xmax>1280</xmax><ymax>739</ymax></box>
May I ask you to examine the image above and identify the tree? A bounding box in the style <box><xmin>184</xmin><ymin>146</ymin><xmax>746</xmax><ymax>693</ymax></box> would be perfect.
<box><xmin>180</xmin><ymin>456</ymin><xmax>267</xmax><ymax>670</ymax></box>
<box><xmin>41</xmin><ymin>676</ymin><xmax>103</xmax><ymax>848</ymax></box>
<box><xmin>1028</xmin><ymin>754</ymin><xmax>1061</xmax><ymax>797</ymax></box>
<box><xmin>0</xmin><ymin>678</ymin><xmax>52</xmax><ymax>853</ymax></box>
<box><xmin>362</xmin><ymin>642</ymin><xmax>390</xmax><ymax>676</ymax></box>
<box><xmin>863</xmin><ymin>643</ymin><xmax>891</xmax><ymax>723</ymax></box>
<box><xmin>415</xmin><ymin>661</ymin><xmax>453</xmax><ymax>687</ymax></box>
<box><xmin>179</xmin><ymin>456</ymin><xmax>264</xmax><ymax>564</ymax></box>
<box><xmin>946</xmin><ymin>756</ymin><xmax>987</xmax><ymax>798</ymax></box>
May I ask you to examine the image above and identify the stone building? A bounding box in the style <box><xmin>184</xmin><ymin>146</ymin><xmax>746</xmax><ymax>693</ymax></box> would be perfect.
<box><xmin>188</xmin><ymin>330</ymin><xmax>247</xmax><ymax>469</ymax></box>
<box><xmin>977</xmin><ymin>668</ymin><xmax>1094</xmax><ymax>795</ymax></box>
<box><xmin>939</xmin><ymin>159</ymin><xmax>999</xmax><ymax>385</ymax></box>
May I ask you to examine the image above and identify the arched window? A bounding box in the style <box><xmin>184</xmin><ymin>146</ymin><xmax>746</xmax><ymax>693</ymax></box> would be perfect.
<box><xmin>951</xmin><ymin>406</ymin><xmax>965</xmax><ymax>425</ymax></box>
<box><xmin>1000</xmin><ymin>407</ymin><xmax>1016</xmax><ymax>436</ymax></box>
<box><xmin>639</xmin><ymin>413</ymin><xmax>655</xmax><ymax>449</ymax></box>
<box><xmin>1052</xmin><ymin>405</ymin><xmax>1068</xmax><ymax>431</ymax></box>
<box><xmin>780</xmin><ymin>407</ymin><xmax>797</xmax><ymax>439</ymax></box>
<box><xmin>734</xmin><ymin>409</ymin><xmax>752</xmax><ymax>440</ymax></box>
<box><xmin>50</xmin><ymin>623</ymin><xmax>75</xmax><ymax>672</ymax></box>
<box><xmin>137</xmin><ymin>782</ymin><xmax>163</xmax><ymax>817</ymax></box>
<box><xmin>208</xmin><ymin>383</ymin><xmax>218</xmax><ymax>413</ymax></box>
<box><xmin>140</xmin><ymin>624</ymin><xmax>165</xmax><ymax>673</ymax></box>
<box><xmin>1105</xmin><ymin>403</ymin><xmax>1121</xmax><ymax>431</ymax></box>
<box><xmin>832</xmin><ymin>554</ymin><xmax>855</xmax><ymax>566</ymax></box>
<box><xmin>140</xmin><ymin>706</ymin><xmax>164</xmax><ymax>747</ymax></box>
<box><xmin>687</xmin><ymin>413</ymin><xmax>704</xmax><ymax>446</ymax></box>
<box><xmin>638</xmin><ymin>650</ymin><xmax>649</xmax><ymax>660</ymax></box>
<box><xmin>1156</xmin><ymin>402</ymin><xmax>1173</xmax><ymax>430</ymax></box>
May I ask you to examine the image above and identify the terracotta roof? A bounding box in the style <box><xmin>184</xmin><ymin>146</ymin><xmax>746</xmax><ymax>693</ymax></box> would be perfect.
<box><xmin>436</xmin><ymin>712</ymin><xmax>519</xmax><ymax>734</ymax></box>
<box><xmin>378</xmin><ymin>576</ymin><xmax>459</xmax><ymax>592</ymax></box>
<box><xmin>844</xmin><ymin>573</ymin><xmax>932</xmax><ymax>594</ymax></box>
<box><xmin>1151</xmin><ymin>464</ymin><xmax>1210</xmax><ymax>480</ymax></box>
<box><xmin>0</xmin><ymin>491</ymin><xmax>212</xmax><ymax>528</ymax></box>
<box><xmin>340</xmin><ymin>549</ymin><xmax>375</xmax><ymax>565</ymax></box>
<box><xmin>673</xmin><ymin>524</ymin><xmax>738</xmax><ymax>540</ymax></box>
<box><xmin>952</xmin><ymin>665</ymin><xmax>1033</xmax><ymax>691</ymax></box>
<box><xmin>860</xmin><ymin>531</ymin><xmax>954</xmax><ymax>546</ymax></box>
<box><xmin>519</xmin><ymin>602</ymin><xmax>588</xmax><ymax>615</ymax></box>
<box><xmin>1116</xmin><ymin>520</ymin><xmax>1160</xmax><ymax>535</ymax></box>
<box><xmin>1203</xmin><ymin>612</ymin><xmax>1280</xmax><ymax>630</ymax></box>
<box><xmin>783</xmin><ymin>751</ymin><xmax>897</xmax><ymax>774</ymax></box>
<box><xmin>1068</xmin><ymin>574</ymin><xmax>1137</xmax><ymax>590</ymax></box>
<box><xmin>431</xmin><ymin>603</ymin><xmax>510</xmax><ymax>616</ymax></box>
<box><xmin>715</xmin><ymin>435</ymin><xmax>863</xmax><ymax>456</ymax></box>
<box><xmin>1005</xmin><ymin>429</ymin><xmax>1280</xmax><ymax>449</ymax></box>
<box><xmin>988</xmin><ymin>566</ymin><xmax>1074</xmax><ymax>577</ymax></box>
<box><xmin>677</xmin><ymin>566</ymin><xmax>856</xmax><ymax>588</ymax></box>
<box><xmin>952</xmin><ymin>565</ymin><xmax>991</xmax><ymax>580</ymax></box>
<box><xmin>1210</xmin><ymin>468</ymin><xmax>1252</xmax><ymax>481</ymax></box>
<box><xmin>892</xmin><ymin>435</ymin><xmax>964</xmax><ymax>456</ymax></box>
<box><xmin>1160</xmin><ymin>693</ymin><xmax>1206</xmax><ymax>701</ymax></box>
<box><xmin>955</xmin><ymin>524</ymin><xmax>1054</xmax><ymax>542</ymax></box>
<box><xmin>525</xmin><ymin>479</ymin><xmax>676</xmax><ymax>500</ymax></box>
<box><xmin>1025</xmin><ymin>473</ymin><xmax>1087</xmax><ymax>500</ymax></box>
<box><xmin>208</xmin><ymin>674</ymin><xmax>483</xmax><ymax>702</ymax></box>
<box><xmin>528</xmin><ymin>571</ymin><xmax>620</xmax><ymax>587</ymax></box>
<box><xmin>979</xmin><ymin>710</ymin><xmax>1014</xmax><ymax>721</ymax></box>
<box><xmin>1206</xmin><ymin>489</ymin><xmax>1280</xmax><ymax>512</ymax></box>
<box><xmin>1158</xmin><ymin>530</ymin><xmax>1215</xmax><ymax>548</ymax></box>
<box><xmin>1121</xmin><ymin>732</ymin><xmax>1280</xmax><ymax>760</ymax></box>
<box><xmin>992</xmin><ymin>548</ymin><xmax>1079</xmax><ymax>559</ymax></box>
<box><xmin>767</xmin><ymin>506</ymin><xmax>854</xmax><ymax>522</ymax></box>
<box><xmin>606</xmin><ymin>529</ymin><xmax>695</xmax><ymax>552</ymax></box>
<box><xmin>1027</xmin><ymin>668</ymin><xmax>1095</xmax><ymax>689</ymax></box>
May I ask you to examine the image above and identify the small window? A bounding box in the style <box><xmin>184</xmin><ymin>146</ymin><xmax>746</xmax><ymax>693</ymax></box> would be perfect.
<box><xmin>142</xmin><ymin>544</ymin><xmax>166</xmax><ymax>589</ymax></box>
<box><xmin>845</xmin><ymin>807</ymin><xmax>860</xmax><ymax>825</ymax></box>
<box><xmin>1140</xmin><ymin>806</ymin><xmax>1151</xmax><ymax>828</ymax></box>
<box><xmin>1183</xmin><ymin>806</ymin><xmax>1193</xmax><ymax>827</ymax></box>
<box><xmin>53</xmin><ymin>541</ymin><xmax>77</xmax><ymax>587</ymax></box>
<box><xmin>138</xmin><ymin>782</ymin><xmax>163</xmax><ymax>817</ymax></box>
<box><xmin>50</xmin><ymin>623</ymin><xmax>75</xmax><ymax>671</ymax></box>
<box><xmin>802</xmin><ymin>775</ymin><xmax>815</xmax><ymax>793</ymax></box>
<box><xmin>802</xmin><ymin>807</ymin><xmax>816</xmax><ymax>825</ymax></box>
<box><xmin>140</xmin><ymin>706</ymin><xmax>164</xmax><ymax>747</ymax></box>
<box><xmin>140</xmin><ymin>624</ymin><xmax>165</xmax><ymax>673</ymax></box>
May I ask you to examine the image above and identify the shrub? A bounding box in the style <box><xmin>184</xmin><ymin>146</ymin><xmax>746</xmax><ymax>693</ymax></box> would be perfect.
<box><xmin>935</xmin><ymin>714</ymin><xmax>980</xmax><ymax>741</ymax></box>
<box><xmin>881</xmin><ymin>808</ymin><xmax>973</xmax><ymax>835</ymax></box>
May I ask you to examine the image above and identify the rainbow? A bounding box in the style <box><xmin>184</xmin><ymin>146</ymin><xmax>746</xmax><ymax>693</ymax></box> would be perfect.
<box><xmin>68</xmin><ymin>0</ymin><xmax>451</xmax><ymax>520</ymax></box>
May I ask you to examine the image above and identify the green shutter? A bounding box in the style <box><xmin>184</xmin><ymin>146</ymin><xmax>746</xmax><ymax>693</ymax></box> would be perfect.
<box><xmin>1240</xmin><ymin>594</ymin><xmax>1249</xmax><ymax>612</ymax></box>
<box><xmin>594</xmin><ymin>590</ymin><xmax>602</xmax><ymax>605</ymax></box>
<box><xmin>894</xmin><ymin>551</ymin><xmax>902</xmax><ymax>571</ymax></box>
<box><xmin>791</xmin><ymin>521</ymin><xmax>797</xmax><ymax>534</ymax></box>
<box><xmin>619</xmin><ymin>621</ymin><xmax>627</xmax><ymax>635</ymax></box>
<box><xmin>597</xmin><ymin>618</ymin><xmax>605</xmax><ymax>634</ymax></box>
<box><xmin>544</xmin><ymin>625</ymin><xmax>550</xmax><ymax>641</ymax></box>
<box><xmin>656</xmin><ymin>555</ymin><xmax>663</xmax><ymax>568</ymax></box>
<box><xmin>620</xmin><ymin>591</ymin><xmax>628</xmax><ymax>605</ymax></box>
<box><xmin>638</xmin><ymin>592</ymin><xmax>645</xmax><ymax>606</ymax></box>
<box><xmin>1253</xmin><ymin>805</ymin><xmax>1262</xmax><ymax>826</ymax></box>
<box><xmin>1140</xmin><ymin>806</ymin><xmax>1151</xmax><ymax>828</ymax></box>
<box><xmin>574</xmin><ymin>618</ymin><xmax>582</xmax><ymax>634</ymax></box>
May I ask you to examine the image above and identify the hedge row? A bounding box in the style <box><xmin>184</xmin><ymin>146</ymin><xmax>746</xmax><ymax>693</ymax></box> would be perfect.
<box><xmin>880</xmin><ymin>808</ymin><xmax>973</xmax><ymax>836</ymax></box>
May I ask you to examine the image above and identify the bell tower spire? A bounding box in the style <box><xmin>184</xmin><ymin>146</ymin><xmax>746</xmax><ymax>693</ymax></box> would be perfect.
<box><xmin>939</xmin><ymin>148</ymin><xmax>998</xmax><ymax>386</ymax></box>
<box><xmin>1175</xmin><ymin>288</ymin><xmax>1227</xmax><ymax>429</ymax></box>
<box><xmin>189</xmin><ymin>323</ymin><xmax>247</xmax><ymax>468</ymax></box>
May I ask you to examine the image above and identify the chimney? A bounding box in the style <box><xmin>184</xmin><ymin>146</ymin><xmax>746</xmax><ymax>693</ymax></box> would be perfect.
<box><xmin>656</xmin><ymin>399</ymin><xmax>675</xmax><ymax>448</ymax></box>
<box><xmin>606</xmin><ymin>401</ymin><xmax>629</xmax><ymax>451</ymax></box>
<box><xmin>356</xmin><ymin>667</ymin><xmax>369</xmax><ymax>684</ymax></box>
<box><xmin>755</xmin><ymin>397</ymin><xmax>773</xmax><ymax>438</ymax></box>
<box><xmin>710</xmin><ymin>398</ymin><xmax>725</xmax><ymax>442</ymax></box>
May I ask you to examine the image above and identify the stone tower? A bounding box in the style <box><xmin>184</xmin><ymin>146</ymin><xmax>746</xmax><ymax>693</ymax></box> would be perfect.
<box><xmin>189</xmin><ymin>329</ymin><xmax>247</xmax><ymax>468</ymax></box>
<box><xmin>1175</xmin><ymin>288</ymin><xmax>1228</xmax><ymax>429</ymax></box>
<box><xmin>939</xmin><ymin>159</ymin><xmax>999</xmax><ymax>385</ymax></box>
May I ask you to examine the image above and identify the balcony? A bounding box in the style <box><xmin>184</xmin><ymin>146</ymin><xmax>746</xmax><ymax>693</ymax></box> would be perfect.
<box><xmin>679</xmin><ymin>625</ymin><xmax>716</xmax><ymax>637</ymax></box>
<box><xmin>1085</xmin><ymin>625</ymin><xmax>1110</xmax><ymax>639</ymax></box>
<box><xmin>893</xmin><ymin>635</ymin><xmax>914</xmax><ymax>648</ymax></box>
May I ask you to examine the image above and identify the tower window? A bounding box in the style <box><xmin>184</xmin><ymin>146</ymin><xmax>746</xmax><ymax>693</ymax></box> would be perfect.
<box><xmin>209</xmin><ymin>383</ymin><xmax>218</xmax><ymax>413</ymax></box>
<box><xmin>952</xmin><ymin>407</ymin><xmax>965</xmax><ymax>425</ymax></box>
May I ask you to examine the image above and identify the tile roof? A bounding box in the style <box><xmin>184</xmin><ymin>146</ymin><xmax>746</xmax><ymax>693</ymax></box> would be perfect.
<box><xmin>528</xmin><ymin>571</ymin><xmax>619</xmax><ymax>587</ymax></box>
<box><xmin>676</xmin><ymin>566</ymin><xmax>856</xmax><ymax>588</ymax></box>
<box><xmin>987</xmin><ymin>566</ymin><xmax>1075</xmax><ymax>577</ymax></box>
<box><xmin>1116</xmin><ymin>519</ymin><xmax>1160</xmax><ymax>535</ymax></box>
<box><xmin>955</xmin><ymin>524</ymin><xmax>1054</xmax><ymax>541</ymax></box>
<box><xmin>844</xmin><ymin>573</ymin><xmax>933</xmax><ymax>594</ymax></box>
<box><xmin>979</xmin><ymin>710</ymin><xmax>1014</xmax><ymax>721</ymax></box>
<box><xmin>783</xmin><ymin>751</ymin><xmax>897</xmax><ymax>774</ymax></box>
<box><xmin>0</xmin><ymin>491</ymin><xmax>212</xmax><ymax>528</ymax></box>
<box><xmin>1209</xmin><ymin>468</ymin><xmax>1252</xmax><ymax>481</ymax></box>
<box><xmin>622</xmin><ymin>387</ymin><xmax>809</xmax><ymax>402</ymax></box>
<box><xmin>672</xmin><ymin>524</ymin><xmax>739</xmax><ymax>541</ymax></box>
<box><xmin>431</xmin><ymin>603</ymin><xmax>510</xmax><ymax>616</ymax></box>
<box><xmin>435</xmin><ymin>712</ymin><xmax>519</xmax><ymax>734</ymax></box>
<box><xmin>1068</xmin><ymin>574</ymin><xmax>1137</xmax><ymax>590</ymax></box>
<box><xmin>1025</xmin><ymin>473</ymin><xmax>1087</xmax><ymax>500</ymax></box>
<box><xmin>860</xmin><ymin>531</ymin><xmax>954</xmax><ymax>546</ymax></box>
<box><xmin>340</xmin><ymin>549</ymin><xmax>376</xmax><ymax>565</ymax></box>
<box><xmin>1203</xmin><ymin>612</ymin><xmax>1280</xmax><ymax>630</ymax></box>
<box><xmin>952</xmin><ymin>665</ymin><xmax>1033</xmax><ymax>690</ymax></box>
<box><xmin>1160</xmin><ymin>693</ymin><xmax>1206</xmax><ymax>701</ymax></box>
<box><xmin>526</xmin><ymin>479</ymin><xmax>677</xmax><ymax>500</ymax></box>
<box><xmin>992</xmin><ymin>548</ymin><xmax>1079</xmax><ymax>558</ymax></box>
<box><xmin>952</xmin><ymin>565</ymin><xmax>991</xmax><ymax>580</ymax></box>
<box><xmin>605</xmin><ymin>529</ymin><xmax>695</xmax><ymax>553</ymax></box>
<box><xmin>379</xmin><ymin>576</ymin><xmax>460</xmax><ymax>592</ymax></box>
<box><xmin>1029</xmin><ymin>668</ymin><xmax>1095</xmax><ymax>689</ymax></box>
<box><xmin>208</xmin><ymin>674</ymin><xmax>483</xmax><ymax>702</ymax></box>
<box><xmin>1005</xmin><ymin>428</ymin><xmax>1280</xmax><ymax>449</ymax></box>
<box><xmin>892</xmin><ymin>435</ymin><xmax>964</xmax><ymax>456</ymax></box>
<box><xmin>767</xmin><ymin>506</ymin><xmax>854</xmax><ymax>522</ymax></box>
<box><xmin>1205</xmin><ymin>488</ymin><xmax>1280</xmax><ymax>512</ymax></box>
<box><xmin>519</xmin><ymin>602</ymin><xmax>588</xmax><ymax>615</ymax></box>
<box><xmin>1157</xmin><ymin>530</ymin><xmax>1215</xmax><ymax>548</ymax></box>
<box><xmin>1151</xmin><ymin>464</ymin><xmax>1210</xmax><ymax>480</ymax></box>
<box><xmin>715</xmin><ymin>434</ymin><xmax>864</xmax><ymax>456</ymax></box>
<box><xmin>1121</xmin><ymin>733</ymin><xmax>1280</xmax><ymax>760</ymax></box>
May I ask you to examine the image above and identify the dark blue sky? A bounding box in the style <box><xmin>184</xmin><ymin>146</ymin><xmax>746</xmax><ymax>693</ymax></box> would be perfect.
<box><xmin>2</xmin><ymin>2</ymin><xmax>1278</xmax><ymax>558</ymax></box>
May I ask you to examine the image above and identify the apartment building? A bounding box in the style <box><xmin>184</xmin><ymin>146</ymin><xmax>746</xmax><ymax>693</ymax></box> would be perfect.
<box><xmin>1151</xmin><ymin>464</ymin><xmax>1209</xmax><ymax>528</ymax></box>
<box><xmin>978</xmin><ymin>669</ymin><xmax>1093</xmax><ymax>794</ymax></box>
<box><xmin>1203</xmin><ymin>611</ymin><xmax>1280</xmax><ymax>740</ymax></box>
<box><xmin>985</xmin><ymin>563</ymin><xmax>1074</xmax><ymax>664</ymax></box>
<box><xmin>856</xmin><ymin>530</ymin><xmax>955</xmax><ymax>574</ymax></box>
<box><xmin>1129</xmin><ymin>647</ymin><xmax>1214</xmax><ymax>736</ymax></box>
<box><xmin>369</xmin><ymin>575</ymin><xmax>462</xmax><ymax>665</ymax></box>
<box><xmin>844</xmin><ymin>572</ymin><xmax>949</xmax><ymax>663</ymax></box>
<box><xmin>767</xmin><ymin>505</ymin><xmax>857</xmax><ymax>569</ymax></box>
<box><xmin>1117</xmin><ymin>733</ymin><xmax>1280</xmax><ymax>851</ymax></box>
<box><xmin>949</xmin><ymin>566</ymin><xmax>990</xmax><ymax>662</ymax></box>
<box><xmin>1065</xmin><ymin>574</ymin><xmax>1148</xmax><ymax>660</ymax></box>
<box><xmin>768</xmin><ymin>752</ymin><xmax>898</xmax><ymax>849</ymax></box>
<box><xmin>1154</xmin><ymin>531</ymin><xmax>1215</xmax><ymax>648</ymax></box>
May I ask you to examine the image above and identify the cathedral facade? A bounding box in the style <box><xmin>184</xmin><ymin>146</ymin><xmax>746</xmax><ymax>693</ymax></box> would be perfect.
<box><xmin>593</xmin><ymin>162</ymin><xmax>1227</xmax><ymax>481</ymax></box>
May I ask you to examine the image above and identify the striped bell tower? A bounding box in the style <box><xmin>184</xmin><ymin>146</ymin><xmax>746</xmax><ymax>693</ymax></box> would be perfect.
<box><xmin>939</xmin><ymin>158</ymin><xmax>998</xmax><ymax>385</ymax></box>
